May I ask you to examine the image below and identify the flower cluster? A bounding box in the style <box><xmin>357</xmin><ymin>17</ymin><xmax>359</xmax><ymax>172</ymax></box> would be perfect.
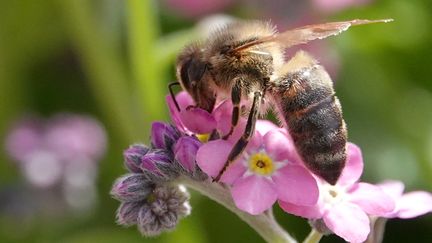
<box><xmin>5</xmin><ymin>114</ymin><xmax>106</xmax><ymax>211</ymax></box>
<box><xmin>111</xmin><ymin>122</ymin><xmax>208</xmax><ymax>236</ymax></box>
<box><xmin>112</xmin><ymin>91</ymin><xmax>432</xmax><ymax>242</ymax></box>
<box><xmin>111</xmin><ymin>173</ymin><xmax>190</xmax><ymax>236</ymax></box>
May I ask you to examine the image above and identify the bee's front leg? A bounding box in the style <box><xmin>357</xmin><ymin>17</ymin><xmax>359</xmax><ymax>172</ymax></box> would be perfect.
<box><xmin>213</xmin><ymin>91</ymin><xmax>262</xmax><ymax>182</ymax></box>
<box><xmin>222</xmin><ymin>78</ymin><xmax>243</xmax><ymax>140</ymax></box>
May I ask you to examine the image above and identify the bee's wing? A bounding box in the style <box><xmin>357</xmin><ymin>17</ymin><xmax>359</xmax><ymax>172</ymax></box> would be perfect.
<box><xmin>271</xmin><ymin>19</ymin><xmax>392</xmax><ymax>48</ymax></box>
<box><xmin>235</xmin><ymin>19</ymin><xmax>392</xmax><ymax>53</ymax></box>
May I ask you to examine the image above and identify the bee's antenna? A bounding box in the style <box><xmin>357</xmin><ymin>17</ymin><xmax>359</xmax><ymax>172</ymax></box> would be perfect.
<box><xmin>168</xmin><ymin>82</ymin><xmax>181</xmax><ymax>112</ymax></box>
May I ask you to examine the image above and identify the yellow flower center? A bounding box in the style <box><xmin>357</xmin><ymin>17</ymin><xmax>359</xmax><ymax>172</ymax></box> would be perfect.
<box><xmin>196</xmin><ymin>133</ymin><xmax>210</xmax><ymax>143</ymax></box>
<box><xmin>248</xmin><ymin>152</ymin><xmax>275</xmax><ymax>176</ymax></box>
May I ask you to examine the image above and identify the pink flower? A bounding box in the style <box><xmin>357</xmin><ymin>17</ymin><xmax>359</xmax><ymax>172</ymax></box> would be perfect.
<box><xmin>45</xmin><ymin>114</ymin><xmax>107</xmax><ymax>162</ymax></box>
<box><xmin>5</xmin><ymin>114</ymin><xmax>106</xmax><ymax>190</ymax></box>
<box><xmin>312</xmin><ymin>0</ymin><xmax>372</xmax><ymax>13</ymax></box>
<box><xmin>166</xmin><ymin>91</ymin><xmax>246</xmax><ymax>143</ymax></box>
<box><xmin>163</xmin><ymin>0</ymin><xmax>235</xmax><ymax>19</ymax></box>
<box><xmin>279</xmin><ymin>143</ymin><xmax>395</xmax><ymax>243</ymax></box>
<box><xmin>378</xmin><ymin>180</ymin><xmax>432</xmax><ymax>219</ymax></box>
<box><xmin>196</xmin><ymin>127</ymin><xmax>319</xmax><ymax>215</ymax></box>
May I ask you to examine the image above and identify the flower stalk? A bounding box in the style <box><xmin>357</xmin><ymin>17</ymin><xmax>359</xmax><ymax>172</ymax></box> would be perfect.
<box><xmin>176</xmin><ymin>175</ymin><xmax>298</xmax><ymax>243</ymax></box>
<box><xmin>303</xmin><ymin>229</ymin><xmax>323</xmax><ymax>243</ymax></box>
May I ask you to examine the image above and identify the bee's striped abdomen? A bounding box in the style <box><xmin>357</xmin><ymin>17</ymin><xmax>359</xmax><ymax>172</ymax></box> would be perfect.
<box><xmin>272</xmin><ymin>51</ymin><xmax>347</xmax><ymax>185</ymax></box>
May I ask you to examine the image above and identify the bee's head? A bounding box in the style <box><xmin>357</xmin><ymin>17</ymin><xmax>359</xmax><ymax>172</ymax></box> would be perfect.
<box><xmin>176</xmin><ymin>43</ymin><xmax>215</xmax><ymax>112</ymax></box>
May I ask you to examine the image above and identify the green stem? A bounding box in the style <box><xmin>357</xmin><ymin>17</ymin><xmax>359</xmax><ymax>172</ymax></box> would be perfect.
<box><xmin>126</xmin><ymin>0</ymin><xmax>165</xmax><ymax>132</ymax></box>
<box><xmin>58</xmin><ymin>0</ymin><xmax>140</xmax><ymax>143</ymax></box>
<box><xmin>155</xmin><ymin>29</ymin><xmax>199</xmax><ymax>69</ymax></box>
<box><xmin>303</xmin><ymin>229</ymin><xmax>323</xmax><ymax>243</ymax></box>
<box><xmin>177</xmin><ymin>176</ymin><xmax>298</xmax><ymax>243</ymax></box>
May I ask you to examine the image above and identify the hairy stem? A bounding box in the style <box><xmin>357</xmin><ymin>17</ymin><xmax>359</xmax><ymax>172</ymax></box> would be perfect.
<box><xmin>177</xmin><ymin>176</ymin><xmax>297</xmax><ymax>243</ymax></box>
<box><xmin>303</xmin><ymin>229</ymin><xmax>323</xmax><ymax>243</ymax></box>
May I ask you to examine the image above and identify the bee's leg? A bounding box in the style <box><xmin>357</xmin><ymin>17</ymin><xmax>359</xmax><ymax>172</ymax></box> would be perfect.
<box><xmin>168</xmin><ymin>82</ymin><xmax>181</xmax><ymax>112</ymax></box>
<box><xmin>214</xmin><ymin>91</ymin><xmax>262</xmax><ymax>182</ymax></box>
<box><xmin>222</xmin><ymin>79</ymin><xmax>243</xmax><ymax>140</ymax></box>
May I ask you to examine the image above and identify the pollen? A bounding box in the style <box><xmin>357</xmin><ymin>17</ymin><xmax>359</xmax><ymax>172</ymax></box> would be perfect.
<box><xmin>248</xmin><ymin>152</ymin><xmax>275</xmax><ymax>176</ymax></box>
<box><xmin>196</xmin><ymin>133</ymin><xmax>210</xmax><ymax>143</ymax></box>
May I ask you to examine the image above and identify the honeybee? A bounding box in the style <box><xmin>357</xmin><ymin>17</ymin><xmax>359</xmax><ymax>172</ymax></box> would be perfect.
<box><xmin>171</xmin><ymin>19</ymin><xmax>392</xmax><ymax>185</ymax></box>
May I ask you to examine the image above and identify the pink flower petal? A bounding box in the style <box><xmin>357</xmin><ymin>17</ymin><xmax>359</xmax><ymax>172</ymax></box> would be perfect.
<box><xmin>196</xmin><ymin>140</ymin><xmax>231</xmax><ymax>177</ymax></box>
<box><xmin>212</xmin><ymin>100</ymin><xmax>232</xmax><ymax>134</ymax></box>
<box><xmin>231</xmin><ymin>176</ymin><xmax>277</xmax><ymax>215</ymax></box>
<box><xmin>278</xmin><ymin>200</ymin><xmax>323</xmax><ymax>219</ymax></box>
<box><xmin>212</xmin><ymin>99</ymin><xmax>231</xmax><ymax>115</ymax></box>
<box><xmin>226</xmin><ymin>119</ymin><xmax>248</xmax><ymax>144</ymax></box>
<box><xmin>166</xmin><ymin>95</ymin><xmax>185</xmax><ymax>131</ymax></box>
<box><xmin>378</xmin><ymin>180</ymin><xmax>405</xmax><ymax>199</ymax></box>
<box><xmin>176</xmin><ymin>91</ymin><xmax>195</xmax><ymax>109</ymax></box>
<box><xmin>323</xmin><ymin>203</ymin><xmax>370</xmax><ymax>243</ymax></box>
<box><xmin>397</xmin><ymin>191</ymin><xmax>432</xmax><ymax>218</ymax></box>
<box><xmin>263</xmin><ymin>130</ymin><xmax>294</xmax><ymax>162</ymax></box>
<box><xmin>348</xmin><ymin>182</ymin><xmax>395</xmax><ymax>216</ymax></box>
<box><xmin>245</xmin><ymin>130</ymin><xmax>263</xmax><ymax>153</ymax></box>
<box><xmin>273</xmin><ymin>165</ymin><xmax>319</xmax><ymax>205</ymax></box>
<box><xmin>179</xmin><ymin>108</ymin><xmax>217</xmax><ymax>134</ymax></box>
<box><xmin>255</xmin><ymin>120</ymin><xmax>280</xmax><ymax>135</ymax></box>
<box><xmin>166</xmin><ymin>91</ymin><xmax>195</xmax><ymax>132</ymax></box>
<box><xmin>338</xmin><ymin>143</ymin><xmax>363</xmax><ymax>186</ymax></box>
<box><xmin>220</xmin><ymin>159</ymin><xmax>246</xmax><ymax>185</ymax></box>
<box><xmin>174</xmin><ymin>136</ymin><xmax>201</xmax><ymax>172</ymax></box>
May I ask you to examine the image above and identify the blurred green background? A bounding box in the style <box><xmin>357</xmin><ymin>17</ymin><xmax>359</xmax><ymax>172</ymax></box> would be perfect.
<box><xmin>0</xmin><ymin>0</ymin><xmax>431</xmax><ymax>242</ymax></box>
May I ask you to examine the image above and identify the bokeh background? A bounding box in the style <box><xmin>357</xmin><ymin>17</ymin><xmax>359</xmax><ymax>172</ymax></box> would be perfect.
<box><xmin>0</xmin><ymin>0</ymin><xmax>431</xmax><ymax>242</ymax></box>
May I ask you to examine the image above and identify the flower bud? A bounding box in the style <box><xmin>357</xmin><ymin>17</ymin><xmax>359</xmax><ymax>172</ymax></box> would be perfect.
<box><xmin>135</xmin><ymin>185</ymin><xmax>191</xmax><ymax>237</ymax></box>
<box><xmin>150</xmin><ymin>122</ymin><xmax>181</xmax><ymax>150</ymax></box>
<box><xmin>124</xmin><ymin>144</ymin><xmax>150</xmax><ymax>173</ymax></box>
<box><xmin>116</xmin><ymin>201</ymin><xmax>142</xmax><ymax>226</ymax></box>
<box><xmin>140</xmin><ymin>149</ymin><xmax>179</xmax><ymax>182</ymax></box>
<box><xmin>111</xmin><ymin>174</ymin><xmax>153</xmax><ymax>202</ymax></box>
<box><xmin>138</xmin><ymin>205</ymin><xmax>161</xmax><ymax>236</ymax></box>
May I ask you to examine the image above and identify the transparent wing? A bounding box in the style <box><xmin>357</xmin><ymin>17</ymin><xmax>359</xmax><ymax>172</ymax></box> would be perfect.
<box><xmin>235</xmin><ymin>19</ymin><xmax>393</xmax><ymax>53</ymax></box>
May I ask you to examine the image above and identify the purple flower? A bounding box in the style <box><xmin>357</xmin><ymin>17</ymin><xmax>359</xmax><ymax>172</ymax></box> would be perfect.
<box><xmin>196</xmin><ymin>128</ymin><xmax>319</xmax><ymax>215</ymax></box>
<box><xmin>5</xmin><ymin>114</ymin><xmax>106</xmax><ymax>191</ymax></box>
<box><xmin>279</xmin><ymin>143</ymin><xmax>395</xmax><ymax>243</ymax></box>
<box><xmin>5</xmin><ymin>117</ymin><xmax>44</xmax><ymax>163</ymax></box>
<box><xmin>124</xmin><ymin>144</ymin><xmax>151</xmax><ymax>173</ymax></box>
<box><xmin>45</xmin><ymin>114</ymin><xmax>107</xmax><ymax>162</ymax></box>
<box><xmin>150</xmin><ymin>122</ymin><xmax>181</xmax><ymax>150</ymax></box>
<box><xmin>378</xmin><ymin>180</ymin><xmax>432</xmax><ymax>219</ymax></box>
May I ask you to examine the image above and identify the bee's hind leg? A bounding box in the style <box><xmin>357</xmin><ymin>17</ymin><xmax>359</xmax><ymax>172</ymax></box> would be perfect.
<box><xmin>213</xmin><ymin>91</ymin><xmax>262</xmax><ymax>182</ymax></box>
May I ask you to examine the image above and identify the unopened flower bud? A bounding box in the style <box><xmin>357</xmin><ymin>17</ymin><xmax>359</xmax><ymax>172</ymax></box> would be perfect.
<box><xmin>111</xmin><ymin>174</ymin><xmax>153</xmax><ymax>202</ymax></box>
<box><xmin>124</xmin><ymin>144</ymin><xmax>150</xmax><ymax>173</ymax></box>
<box><xmin>138</xmin><ymin>205</ymin><xmax>161</xmax><ymax>236</ymax></box>
<box><xmin>140</xmin><ymin>149</ymin><xmax>179</xmax><ymax>182</ymax></box>
<box><xmin>151</xmin><ymin>122</ymin><xmax>181</xmax><ymax>150</ymax></box>
<box><xmin>134</xmin><ymin>185</ymin><xmax>191</xmax><ymax>237</ymax></box>
<box><xmin>116</xmin><ymin>201</ymin><xmax>142</xmax><ymax>226</ymax></box>
<box><xmin>159</xmin><ymin>211</ymin><xmax>178</xmax><ymax>229</ymax></box>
